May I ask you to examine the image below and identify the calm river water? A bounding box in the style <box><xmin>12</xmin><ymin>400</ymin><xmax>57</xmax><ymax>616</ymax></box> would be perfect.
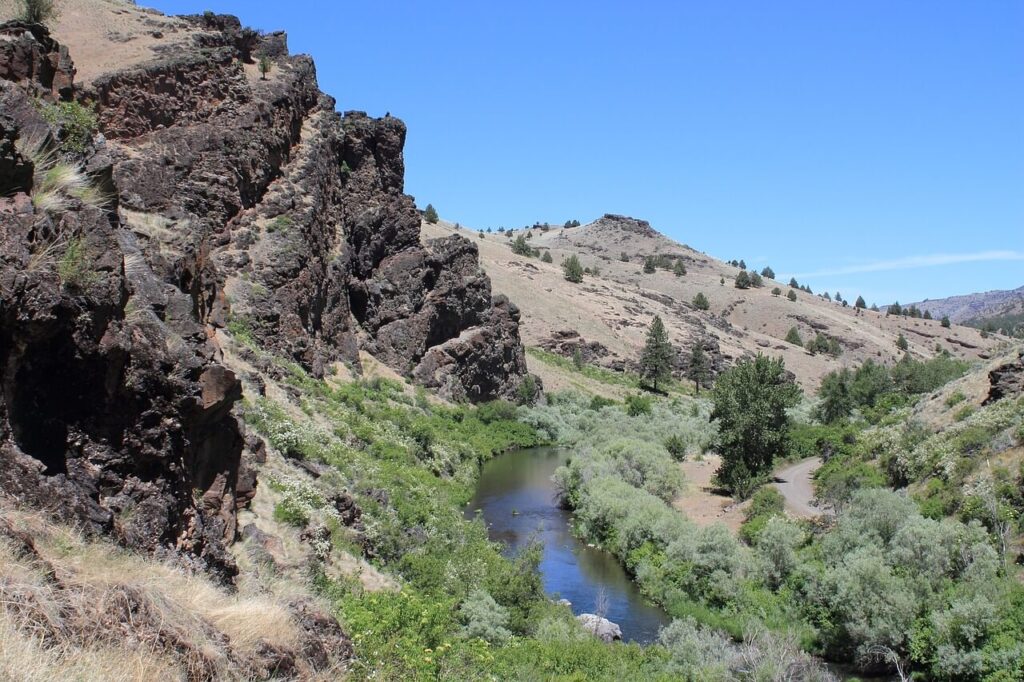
<box><xmin>467</xmin><ymin>446</ymin><xmax>670</xmax><ymax>643</ymax></box>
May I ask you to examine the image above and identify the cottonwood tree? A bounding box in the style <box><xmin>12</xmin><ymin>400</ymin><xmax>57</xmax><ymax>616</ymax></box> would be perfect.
<box><xmin>711</xmin><ymin>355</ymin><xmax>801</xmax><ymax>497</ymax></box>
<box><xmin>640</xmin><ymin>315</ymin><xmax>674</xmax><ymax>391</ymax></box>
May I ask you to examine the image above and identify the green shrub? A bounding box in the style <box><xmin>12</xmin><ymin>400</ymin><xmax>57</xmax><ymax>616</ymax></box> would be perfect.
<box><xmin>459</xmin><ymin>589</ymin><xmax>511</xmax><ymax>644</ymax></box>
<box><xmin>562</xmin><ymin>254</ymin><xmax>584</xmax><ymax>283</ymax></box>
<box><xmin>945</xmin><ymin>391</ymin><xmax>966</xmax><ymax>408</ymax></box>
<box><xmin>692</xmin><ymin>292</ymin><xmax>710</xmax><ymax>311</ymax></box>
<box><xmin>664</xmin><ymin>434</ymin><xmax>687</xmax><ymax>461</ymax></box>
<box><xmin>39</xmin><ymin>100</ymin><xmax>97</xmax><ymax>154</ymax></box>
<box><xmin>625</xmin><ymin>393</ymin><xmax>652</xmax><ymax>417</ymax></box>
<box><xmin>20</xmin><ymin>0</ymin><xmax>56</xmax><ymax>26</ymax></box>
<box><xmin>475</xmin><ymin>400</ymin><xmax>518</xmax><ymax>424</ymax></box>
<box><xmin>423</xmin><ymin>203</ymin><xmax>439</xmax><ymax>223</ymax></box>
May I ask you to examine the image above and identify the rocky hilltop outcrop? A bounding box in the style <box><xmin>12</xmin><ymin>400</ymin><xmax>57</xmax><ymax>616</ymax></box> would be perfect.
<box><xmin>0</xmin><ymin>14</ymin><xmax>533</xmax><ymax>580</ymax></box>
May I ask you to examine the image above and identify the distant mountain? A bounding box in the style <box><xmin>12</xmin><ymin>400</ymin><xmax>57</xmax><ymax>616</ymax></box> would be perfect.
<box><xmin>908</xmin><ymin>286</ymin><xmax>1024</xmax><ymax>324</ymax></box>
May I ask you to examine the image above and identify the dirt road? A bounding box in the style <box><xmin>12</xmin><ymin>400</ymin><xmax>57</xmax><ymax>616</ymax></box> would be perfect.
<box><xmin>772</xmin><ymin>457</ymin><xmax>833</xmax><ymax>518</ymax></box>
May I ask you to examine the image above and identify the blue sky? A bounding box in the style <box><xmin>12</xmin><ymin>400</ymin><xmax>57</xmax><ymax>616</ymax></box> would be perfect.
<box><xmin>152</xmin><ymin>1</ymin><xmax>1023</xmax><ymax>306</ymax></box>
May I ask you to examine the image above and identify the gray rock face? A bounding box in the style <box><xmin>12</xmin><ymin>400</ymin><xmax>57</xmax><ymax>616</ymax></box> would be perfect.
<box><xmin>576</xmin><ymin>613</ymin><xmax>623</xmax><ymax>643</ymax></box>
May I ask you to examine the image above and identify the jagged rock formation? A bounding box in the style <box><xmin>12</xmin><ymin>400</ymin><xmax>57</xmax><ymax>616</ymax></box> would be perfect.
<box><xmin>0</xmin><ymin>13</ymin><xmax>532</xmax><ymax>580</ymax></box>
<box><xmin>985</xmin><ymin>349</ymin><xmax>1024</xmax><ymax>404</ymax></box>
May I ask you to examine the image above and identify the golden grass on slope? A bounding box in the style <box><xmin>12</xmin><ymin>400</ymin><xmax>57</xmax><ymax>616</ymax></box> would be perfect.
<box><xmin>0</xmin><ymin>500</ymin><xmax>311</xmax><ymax>681</ymax></box>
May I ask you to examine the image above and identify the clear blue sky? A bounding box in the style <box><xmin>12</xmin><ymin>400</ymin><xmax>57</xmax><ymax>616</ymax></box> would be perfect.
<box><xmin>151</xmin><ymin>1</ymin><xmax>1023</xmax><ymax>306</ymax></box>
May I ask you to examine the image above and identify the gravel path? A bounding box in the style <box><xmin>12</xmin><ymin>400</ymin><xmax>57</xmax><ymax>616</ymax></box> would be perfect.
<box><xmin>772</xmin><ymin>457</ymin><xmax>834</xmax><ymax>518</ymax></box>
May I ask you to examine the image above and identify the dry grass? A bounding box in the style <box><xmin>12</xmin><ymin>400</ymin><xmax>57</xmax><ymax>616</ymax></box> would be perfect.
<box><xmin>16</xmin><ymin>136</ymin><xmax>109</xmax><ymax>215</ymax></box>
<box><xmin>0</xmin><ymin>500</ymin><xmax>316</xmax><ymax>681</ymax></box>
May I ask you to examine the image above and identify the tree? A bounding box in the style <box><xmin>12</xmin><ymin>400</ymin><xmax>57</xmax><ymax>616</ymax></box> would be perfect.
<box><xmin>511</xmin><ymin>234</ymin><xmax>535</xmax><ymax>257</ymax></box>
<box><xmin>711</xmin><ymin>355</ymin><xmax>801</xmax><ymax>497</ymax></box>
<box><xmin>941</xmin><ymin>315</ymin><xmax>951</xmax><ymax>328</ymax></box>
<box><xmin>896</xmin><ymin>333</ymin><xmax>908</xmax><ymax>351</ymax></box>
<box><xmin>738</xmin><ymin>259</ymin><xmax>747</xmax><ymax>270</ymax></box>
<box><xmin>816</xmin><ymin>368</ymin><xmax>854</xmax><ymax>423</ymax></box>
<box><xmin>749</xmin><ymin>272</ymin><xmax>764</xmax><ymax>287</ymax></box>
<box><xmin>771</xmin><ymin>287</ymin><xmax>781</xmax><ymax>297</ymax></box>
<box><xmin>562</xmin><ymin>254</ymin><xmax>584</xmax><ymax>283</ymax></box>
<box><xmin>541</xmin><ymin>250</ymin><xmax>553</xmax><ymax>263</ymax></box>
<box><xmin>258</xmin><ymin>55</ymin><xmax>273</xmax><ymax>80</ymax></box>
<box><xmin>692</xmin><ymin>292</ymin><xmax>710</xmax><ymax>310</ymax></box>
<box><xmin>888</xmin><ymin>302</ymin><xmax>902</xmax><ymax>316</ymax></box>
<box><xmin>789</xmin><ymin>277</ymin><xmax>799</xmax><ymax>288</ymax></box>
<box><xmin>734</xmin><ymin>271</ymin><xmax>751</xmax><ymax>289</ymax></box>
<box><xmin>423</xmin><ymin>203</ymin><xmax>439</xmax><ymax>223</ymax></box>
<box><xmin>785</xmin><ymin>327</ymin><xmax>803</xmax><ymax>346</ymax></box>
<box><xmin>643</xmin><ymin>256</ymin><xmax>657</xmax><ymax>274</ymax></box>
<box><xmin>855</xmin><ymin>295</ymin><xmax>867</xmax><ymax>309</ymax></box>
<box><xmin>923</xmin><ymin>310</ymin><xmax>932</xmax><ymax>320</ymax></box>
<box><xmin>20</xmin><ymin>0</ymin><xmax>55</xmax><ymax>24</ymax></box>
<box><xmin>761</xmin><ymin>266</ymin><xmax>775</xmax><ymax>279</ymax></box>
<box><xmin>620</xmin><ymin>251</ymin><xmax>630</xmax><ymax>262</ymax></box>
<box><xmin>787</xmin><ymin>289</ymin><xmax>797</xmax><ymax>302</ymax></box>
<box><xmin>572</xmin><ymin>347</ymin><xmax>584</xmax><ymax>370</ymax></box>
<box><xmin>639</xmin><ymin>316</ymin><xmax>674</xmax><ymax>391</ymax></box>
<box><xmin>687</xmin><ymin>343</ymin><xmax>709</xmax><ymax>394</ymax></box>
<box><xmin>673</xmin><ymin>260</ymin><xmax>687</xmax><ymax>277</ymax></box>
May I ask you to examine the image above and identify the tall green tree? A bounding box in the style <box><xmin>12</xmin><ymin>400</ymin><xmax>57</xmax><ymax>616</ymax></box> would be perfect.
<box><xmin>562</xmin><ymin>255</ymin><xmax>584</xmax><ymax>283</ymax></box>
<box><xmin>816</xmin><ymin>368</ymin><xmax>854</xmax><ymax>423</ymax></box>
<box><xmin>643</xmin><ymin>256</ymin><xmax>657</xmax><ymax>274</ymax></box>
<box><xmin>692</xmin><ymin>292</ymin><xmax>710</xmax><ymax>310</ymax></box>
<box><xmin>941</xmin><ymin>315</ymin><xmax>951</xmax><ymax>328</ymax></box>
<box><xmin>785</xmin><ymin>327</ymin><xmax>802</xmax><ymax>346</ymax></box>
<box><xmin>855</xmin><ymin>295</ymin><xmax>866</xmax><ymax>309</ymax></box>
<box><xmin>673</xmin><ymin>260</ymin><xmax>686</xmax><ymax>277</ymax></box>
<box><xmin>423</xmin><ymin>203</ymin><xmax>439</xmax><ymax>223</ymax></box>
<box><xmin>734</xmin><ymin>271</ymin><xmax>751</xmax><ymax>289</ymax></box>
<box><xmin>687</xmin><ymin>343</ymin><xmax>709</xmax><ymax>394</ymax></box>
<box><xmin>760</xmin><ymin>266</ymin><xmax>775</xmax><ymax>279</ymax></box>
<box><xmin>711</xmin><ymin>355</ymin><xmax>801</xmax><ymax>497</ymax></box>
<box><xmin>896</xmin><ymin>333</ymin><xmax>909</xmax><ymax>351</ymax></box>
<box><xmin>639</xmin><ymin>316</ymin><xmax>674</xmax><ymax>391</ymax></box>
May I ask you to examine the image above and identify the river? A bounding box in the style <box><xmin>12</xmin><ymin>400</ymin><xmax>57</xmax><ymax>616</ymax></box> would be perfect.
<box><xmin>466</xmin><ymin>446</ymin><xmax>670</xmax><ymax>643</ymax></box>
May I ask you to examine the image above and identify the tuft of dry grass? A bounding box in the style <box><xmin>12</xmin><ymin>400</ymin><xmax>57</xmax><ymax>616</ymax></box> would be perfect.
<box><xmin>0</xmin><ymin>499</ymin><xmax>318</xmax><ymax>681</ymax></box>
<box><xmin>16</xmin><ymin>136</ymin><xmax>109</xmax><ymax>215</ymax></box>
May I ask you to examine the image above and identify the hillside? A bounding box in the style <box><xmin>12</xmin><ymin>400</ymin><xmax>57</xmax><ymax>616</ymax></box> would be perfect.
<box><xmin>424</xmin><ymin>215</ymin><xmax>1004</xmax><ymax>392</ymax></box>
<box><xmin>908</xmin><ymin>285</ymin><xmax>1024</xmax><ymax>324</ymax></box>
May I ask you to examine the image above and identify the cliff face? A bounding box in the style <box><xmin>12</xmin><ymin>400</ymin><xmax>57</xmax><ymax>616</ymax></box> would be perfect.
<box><xmin>0</xmin><ymin>15</ymin><xmax>533</xmax><ymax>577</ymax></box>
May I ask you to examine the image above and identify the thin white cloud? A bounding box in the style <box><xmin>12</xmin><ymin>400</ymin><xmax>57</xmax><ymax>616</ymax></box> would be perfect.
<box><xmin>783</xmin><ymin>250</ymin><xmax>1024</xmax><ymax>280</ymax></box>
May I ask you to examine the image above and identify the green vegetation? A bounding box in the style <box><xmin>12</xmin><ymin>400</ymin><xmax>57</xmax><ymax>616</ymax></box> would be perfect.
<box><xmin>760</xmin><ymin>266</ymin><xmax>775</xmax><ymax>279</ymax></box>
<box><xmin>39</xmin><ymin>100</ymin><xmax>97</xmax><ymax>154</ymax></box>
<box><xmin>511</xmin><ymin>234</ymin><xmax>540</xmax><ymax>258</ymax></box>
<box><xmin>258</xmin><ymin>54</ymin><xmax>273</xmax><ymax>79</ymax></box>
<box><xmin>692</xmin><ymin>292</ymin><xmax>710</xmax><ymax>311</ymax></box>
<box><xmin>541</xmin><ymin>250</ymin><xmax>553</xmax><ymax>263</ymax></box>
<box><xmin>423</xmin><ymin>203</ymin><xmax>439</xmax><ymax>223</ymax></box>
<box><xmin>639</xmin><ymin>316</ymin><xmax>674</xmax><ymax>391</ymax></box>
<box><xmin>673</xmin><ymin>260</ymin><xmax>686</xmax><ymax>277</ymax></box>
<box><xmin>563</xmin><ymin>254</ymin><xmax>584</xmax><ymax>283</ymax></box>
<box><xmin>57</xmin><ymin>236</ymin><xmax>95</xmax><ymax>289</ymax></box>
<box><xmin>686</xmin><ymin>343</ymin><xmax>709</xmax><ymax>394</ymax></box>
<box><xmin>526</xmin><ymin>346</ymin><xmax>644</xmax><ymax>391</ymax></box>
<box><xmin>19</xmin><ymin>0</ymin><xmax>56</xmax><ymax>25</ymax></box>
<box><xmin>896</xmin><ymin>333</ymin><xmax>909</xmax><ymax>351</ymax></box>
<box><xmin>734</xmin><ymin>271</ymin><xmax>751</xmax><ymax>289</ymax></box>
<box><xmin>785</xmin><ymin>327</ymin><xmax>803</xmax><ymax>346</ymax></box>
<box><xmin>787</xmin><ymin>289</ymin><xmax>797</xmax><ymax>302</ymax></box>
<box><xmin>643</xmin><ymin>256</ymin><xmax>657</xmax><ymax>274</ymax></box>
<box><xmin>711</xmin><ymin>355</ymin><xmax>801</xmax><ymax>497</ymax></box>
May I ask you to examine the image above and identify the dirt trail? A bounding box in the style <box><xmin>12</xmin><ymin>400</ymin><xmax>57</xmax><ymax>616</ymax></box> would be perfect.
<box><xmin>772</xmin><ymin>457</ymin><xmax>833</xmax><ymax>518</ymax></box>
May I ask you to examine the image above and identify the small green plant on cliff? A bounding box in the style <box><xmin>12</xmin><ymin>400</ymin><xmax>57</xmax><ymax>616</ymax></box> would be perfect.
<box><xmin>19</xmin><ymin>0</ymin><xmax>56</xmax><ymax>24</ymax></box>
<box><xmin>19</xmin><ymin>137</ymin><xmax>106</xmax><ymax>214</ymax></box>
<box><xmin>423</xmin><ymin>203</ymin><xmax>439</xmax><ymax>223</ymax></box>
<box><xmin>562</xmin><ymin>254</ymin><xmax>584</xmax><ymax>283</ymax></box>
<box><xmin>39</xmin><ymin>100</ymin><xmax>98</xmax><ymax>155</ymax></box>
<box><xmin>258</xmin><ymin>55</ymin><xmax>273</xmax><ymax>80</ymax></box>
<box><xmin>57</xmin><ymin>236</ymin><xmax>95</xmax><ymax>289</ymax></box>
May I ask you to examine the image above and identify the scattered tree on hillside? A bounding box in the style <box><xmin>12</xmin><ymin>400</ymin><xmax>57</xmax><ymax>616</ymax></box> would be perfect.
<box><xmin>258</xmin><ymin>55</ymin><xmax>273</xmax><ymax>80</ymax></box>
<box><xmin>673</xmin><ymin>260</ymin><xmax>687</xmax><ymax>277</ymax></box>
<box><xmin>541</xmin><ymin>251</ymin><xmax>553</xmax><ymax>263</ymax></box>
<box><xmin>738</xmin><ymin>259</ymin><xmax>747</xmax><ymax>270</ymax></box>
<box><xmin>923</xmin><ymin>310</ymin><xmax>932</xmax><ymax>320</ymax></box>
<box><xmin>785</xmin><ymin>327</ymin><xmax>802</xmax><ymax>346</ymax></box>
<box><xmin>692</xmin><ymin>292</ymin><xmax>710</xmax><ymax>310</ymax></box>
<box><xmin>639</xmin><ymin>316</ymin><xmax>674</xmax><ymax>391</ymax></box>
<box><xmin>888</xmin><ymin>302</ymin><xmax>902</xmax><ymax>316</ymax></box>
<box><xmin>643</xmin><ymin>256</ymin><xmax>657</xmax><ymax>274</ymax></box>
<box><xmin>941</xmin><ymin>315</ymin><xmax>951</xmax><ymax>328</ymax></box>
<box><xmin>749</xmin><ymin>272</ymin><xmax>764</xmax><ymax>287</ymax></box>
<box><xmin>855</xmin><ymin>296</ymin><xmax>866</xmax><ymax>309</ymax></box>
<box><xmin>572</xmin><ymin>348</ymin><xmax>585</xmax><ymax>370</ymax></box>
<box><xmin>563</xmin><ymin>219</ymin><xmax>581</xmax><ymax>228</ymax></box>
<box><xmin>619</xmin><ymin>251</ymin><xmax>630</xmax><ymax>262</ymax></box>
<box><xmin>511</xmin><ymin>234</ymin><xmax>536</xmax><ymax>257</ymax></box>
<box><xmin>771</xmin><ymin>287</ymin><xmax>781</xmax><ymax>296</ymax></box>
<box><xmin>734</xmin><ymin>271</ymin><xmax>751</xmax><ymax>289</ymax></box>
<box><xmin>896</xmin><ymin>333</ymin><xmax>909</xmax><ymax>351</ymax></box>
<box><xmin>816</xmin><ymin>368</ymin><xmax>854</xmax><ymax>423</ymax></box>
<box><xmin>787</xmin><ymin>290</ymin><xmax>797</xmax><ymax>302</ymax></box>
<box><xmin>562</xmin><ymin>254</ymin><xmax>584</xmax><ymax>283</ymax></box>
<box><xmin>687</xmin><ymin>343</ymin><xmax>709</xmax><ymax>394</ymax></box>
<box><xmin>789</xmin><ymin>277</ymin><xmax>799</xmax><ymax>289</ymax></box>
<box><xmin>711</xmin><ymin>355</ymin><xmax>801</xmax><ymax>498</ymax></box>
<box><xmin>761</xmin><ymin>266</ymin><xmax>775</xmax><ymax>279</ymax></box>
<box><xmin>423</xmin><ymin>203</ymin><xmax>439</xmax><ymax>223</ymax></box>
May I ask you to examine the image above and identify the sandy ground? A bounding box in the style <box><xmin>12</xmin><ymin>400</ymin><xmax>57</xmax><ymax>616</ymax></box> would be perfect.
<box><xmin>673</xmin><ymin>454</ymin><xmax>747</xmax><ymax>531</ymax></box>
<box><xmin>772</xmin><ymin>457</ymin><xmax>833</xmax><ymax>518</ymax></box>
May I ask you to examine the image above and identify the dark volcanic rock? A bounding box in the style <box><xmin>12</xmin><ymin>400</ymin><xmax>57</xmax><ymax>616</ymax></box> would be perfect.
<box><xmin>0</xmin><ymin>21</ymin><xmax>75</xmax><ymax>100</ymax></box>
<box><xmin>538</xmin><ymin>329</ymin><xmax>611</xmax><ymax>363</ymax></box>
<box><xmin>985</xmin><ymin>350</ymin><xmax>1024</xmax><ymax>405</ymax></box>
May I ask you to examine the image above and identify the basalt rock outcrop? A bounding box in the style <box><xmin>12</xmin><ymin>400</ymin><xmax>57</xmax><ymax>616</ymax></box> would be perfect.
<box><xmin>0</xmin><ymin>14</ymin><xmax>533</xmax><ymax>580</ymax></box>
<box><xmin>985</xmin><ymin>349</ymin><xmax>1024</xmax><ymax>404</ymax></box>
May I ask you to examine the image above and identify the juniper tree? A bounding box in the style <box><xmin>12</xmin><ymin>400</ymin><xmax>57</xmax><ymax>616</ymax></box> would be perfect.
<box><xmin>643</xmin><ymin>256</ymin><xmax>657</xmax><ymax>274</ymax></box>
<box><xmin>639</xmin><ymin>315</ymin><xmax>674</xmax><ymax>391</ymax></box>
<box><xmin>771</xmin><ymin>287</ymin><xmax>781</xmax><ymax>296</ymax></box>
<box><xmin>734</xmin><ymin>271</ymin><xmax>751</xmax><ymax>289</ymax></box>
<box><xmin>562</xmin><ymin>254</ymin><xmax>584</xmax><ymax>283</ymax></box>
<box><xmin>692</xmin><ymin>292</ymin><xmax>710</xmax><ymax>310</ymax></box>
<box><xmin>761</xmin><ymin>266</ymin><xmax>775</xmax><ymax>279</ymax></box>
<box><xmin>687</xmin><ymin>343</ymin><xmax>709</xmax><ymax>394</ymax></box>
<box><xmin>855</xmin><ymin>295</ymin><xmax>866</xmax><ymax>309</ymax></box>
<box><xmin>785</xmin><ymin>327</ymin><xmax>802</xmax><ymax>346</ymax></box>
<box><xmin>673</xmin><ymin>260</ymin><xmax>687</xmax><ymax>277</ymax></box>
<box><xmin>896</xmin><ymin>333</ymin><xmax>909</xmax><ymax>351</ymax></box>
<box><xmin>787</xmin><ymin>290</ymin><xmax>797</xmax><ymax>302</ymax></box>
<box><xmin>541</xmin><ymin>251</ymin><xmax>553</xmax><ymax>263</ymax></box>
<box><xmin>941</xmin><ymin>315</ymin><xmax>951</xmax><ymax>328</ymax></box>
<box><xmin>423</xmin><ymin>203</ymin><xmax>439</xmax><ymax>223</ymax></box>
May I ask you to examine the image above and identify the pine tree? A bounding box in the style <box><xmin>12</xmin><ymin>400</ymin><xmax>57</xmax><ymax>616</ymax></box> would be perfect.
<box><xmin>738</xmin><ymin>259</ymin><xmax>747</xmax><ymax>270</ymax></box>
<box><xmin>896</xmin><ymin>333</ymin><xmax>909</xmax><ymax>351</ymax></box>
<box><xmin>785</xmin><ymin>327</ymin><xmax>802</xmax><ymax>346</ymax></box>
<box><xmin>855</xmin><ymin>295</ymin><xmax>866</xmax><ymax>309</ymax></box>
<box><xmin>511</xmin><ymin>234</ymin><xmax>534</xmax><ymax>257</ymax></box>
<box><xmin>749</xmin><ymin>272</ymin><xmax>764</xmax><ymax>287</ymax></box>
<box><xmin>787</xmin><ymin>290</ymin><xmax>797</xmax><ymax>302</ymax></box>
<box><xmin>692</xmin><ymin>292</ymin><xmax>710</xmax><ymax>310</ymax></box>
<box><xmin>673</xmin><ymin>260</ymin><xmax>687</xmax><ymax>277</ymax></box>
<box><xmin>639</xmin><ymin>316</ymin><xmax>674</xmax><ymax>391</ymax></box>
<box><xmin>687</xmin><ymin>343</ymin><xmax>709</xmax><ymax>394</ymax></box>
<box><xmin>761</xmin><ymin>266</ymin><xmax>775</xmax><ymax>279</ymax></box>
<box><xmin>423</xmin><ymin>204</ymin><xmax>439</xmax><ymax>223</ymax></box>
<box><xmin>643</xmin><ymin>256</ymin><xmax>657</xmax><ymax>274</ymax></box>
<box><xmin>562</xmin><ymin>255</ymin><xmax>584</xmax><ymax>283</ymax></box>
<box><xmin>789</xmin><ymin>277</ymin><xmax>799</xmax><ymax>288</ymax></box>
<box><xmin>941</xmin><ymin>315</ymin><xmax>951</xmax><ymax>328</ymax></box>
<box><xmin>734</xmin><ymin>271</ymin><xmax>751</xmax><ymax>289</ymax></box>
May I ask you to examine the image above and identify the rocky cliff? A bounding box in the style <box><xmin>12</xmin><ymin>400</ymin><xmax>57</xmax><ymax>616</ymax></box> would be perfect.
<box><xmin>0</xmin><ymin>13</ymin><xmax>533</xmax><ymax>580</ymax></box>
